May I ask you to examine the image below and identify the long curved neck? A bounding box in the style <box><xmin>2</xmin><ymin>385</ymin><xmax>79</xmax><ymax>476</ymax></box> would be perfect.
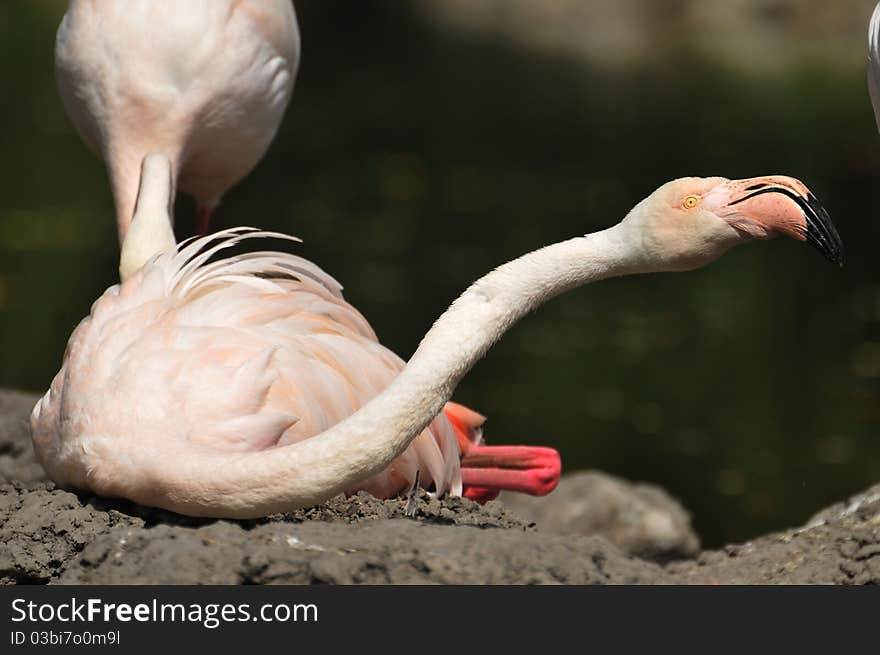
<box><xmin>382</xmin><ymin>225</ymin><xmax>643</xmax><ymax>427</ymax></box>
<box><xmin>129</xmin><ymin>221</ymin><xmax>650</xmax><ymax>517</ymax></box>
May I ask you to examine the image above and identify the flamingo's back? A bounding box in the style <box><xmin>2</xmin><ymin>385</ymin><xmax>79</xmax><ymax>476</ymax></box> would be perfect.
<box><xmin>31</xmin><ymin>230</ymin><xmax>462</xmax><ymax>500</ymax></box>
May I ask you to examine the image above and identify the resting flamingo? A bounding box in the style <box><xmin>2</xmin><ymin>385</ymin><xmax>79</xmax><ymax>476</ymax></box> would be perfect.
<box><xmin>30</xmin><ymin>154</ymin><xmax>843</xmax><ymax>517</ymax></box>
<box><xmin>55</xmin><ymin>0</ymin><xmax>299</xmax><ymax>250</ymax></box>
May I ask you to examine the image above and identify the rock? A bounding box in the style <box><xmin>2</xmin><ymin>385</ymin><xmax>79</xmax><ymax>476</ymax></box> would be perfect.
<box><xmin>807</xmin><ymin>483</ymin><xmax>880</xmax><ymax>528</ymax></box>
<box><xmin>0</xmin><ymin>481</ymin><xmax>142</xmax><ymax>584</ymax></box>
<box><xmin>665</xmin><ymin>488</ymin><xmax>880</xmax><ymax>584</ymax></box>
<box><xmin>501</xmin><ymin>471</ymin><xmax>700</xmax><ymax>561</ymax></box>
<box><xmin>0</xmin><ymin>482</ymin><xmax>664</xmax><ymax>585</ymax></box>
<box><xmin>2</xmin><ymin>477</ymin><xmax>879</xmax><ymax>585</ymax></box>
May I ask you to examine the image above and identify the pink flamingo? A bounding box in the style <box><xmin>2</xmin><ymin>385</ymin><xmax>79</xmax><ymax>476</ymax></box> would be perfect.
<box><xmin>55</xmin><ymin>0</ymin><xmax>300</xmax><ymax>244</ymax></box>
<box><xmin>31</xmin><ymin>154</ymin><xmax>842</xmax><ymax>517</ymax></box>
<box><xmin>869</xmin><ymin>2</ymin><xmax>880</xmax><ymax>128</ymax></box>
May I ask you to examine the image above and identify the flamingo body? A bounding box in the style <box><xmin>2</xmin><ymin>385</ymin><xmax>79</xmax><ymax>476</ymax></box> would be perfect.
<box><xmin>34</xmin><ymin>229</ymin><xmax>470</xmax><ymax>499</ymax></box>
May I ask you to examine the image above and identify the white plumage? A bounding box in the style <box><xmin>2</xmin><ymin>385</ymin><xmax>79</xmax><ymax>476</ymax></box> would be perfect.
<box><xmin>33</xmin><ymin>225</ymin><xmax>463</xmax><ymax>502</ymax></box>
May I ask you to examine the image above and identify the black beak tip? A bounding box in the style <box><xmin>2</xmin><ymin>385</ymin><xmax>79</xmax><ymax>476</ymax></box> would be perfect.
<box><xmin>734</xmin><ymin>186</ymin><xmax>844</xmax><ymax>267</ymax></box>
<box><xmin>803</xmin><ymin>193</ymin><xmax>844</xmax><ymax>268</ymax></box>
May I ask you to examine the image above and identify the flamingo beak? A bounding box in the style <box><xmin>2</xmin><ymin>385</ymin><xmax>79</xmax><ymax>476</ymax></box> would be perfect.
<box><xmin>706</xmin><ymin>176</ymin><xmax>844</xmax><ymax>267</ymax></box>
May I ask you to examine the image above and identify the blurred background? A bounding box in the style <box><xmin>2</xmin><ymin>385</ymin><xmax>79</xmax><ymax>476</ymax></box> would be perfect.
<box><xmin>1</xmin><ymin>0</ymin><xmax>879</xmax><ymax>546</ymax></box>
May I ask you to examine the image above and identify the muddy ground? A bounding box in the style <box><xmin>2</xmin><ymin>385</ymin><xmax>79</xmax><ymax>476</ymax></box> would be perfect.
<box><xmin>2</xmin><ymin>389</ymin><xmax>879</xmax><ymax>584</ymax></box>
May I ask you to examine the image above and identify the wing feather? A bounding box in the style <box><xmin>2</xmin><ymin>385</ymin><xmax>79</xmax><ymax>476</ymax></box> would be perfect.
<box><xmin>34</xmin><ymin>229</ymin><xmax>461</xmax><ymax>498</ymax></box>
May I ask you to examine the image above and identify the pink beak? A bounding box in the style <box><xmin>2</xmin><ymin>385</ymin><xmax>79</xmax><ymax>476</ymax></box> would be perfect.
<box><xmin>705</xmin><ymin>175</ymin><xmax>844</xmax><ymax>266</ymax></box>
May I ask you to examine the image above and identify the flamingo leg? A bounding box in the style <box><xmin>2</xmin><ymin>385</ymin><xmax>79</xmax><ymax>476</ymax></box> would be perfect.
<box><xmin>463</xmin><ymin>486</ymin><xmax>501</xmax><ymax>503</ymax></box>
<box><xmin>461</xmin><ymin>445</ymin><xmax>561</xmax><ymax>501</ymax></box>
<box><xmin>196</xmin><ymin>206</ymin><xmax>213</xmax><ymax>236</ymax></box>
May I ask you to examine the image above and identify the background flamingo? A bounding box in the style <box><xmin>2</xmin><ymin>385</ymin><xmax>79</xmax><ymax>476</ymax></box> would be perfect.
<box><xmin>30</xmin><ymin>154</ymin><xmax>842</xmax><ymax>517</ymax></box>
<box><xmin>869</xmin><ymin>2</ymin><xmax>880</xmax><ymax>128</ymax></box>
<box><xmin>55</xmin><ymin>0</ymin><xmax>300</xmax><ymax>249</ymax></box>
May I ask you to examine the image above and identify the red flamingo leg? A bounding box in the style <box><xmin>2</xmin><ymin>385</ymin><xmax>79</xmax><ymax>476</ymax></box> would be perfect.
<box><xmin>462</xmin><ymin>486</ymin><xmax>500</xmax><ymax>503</ymax></box>
<box><xmin>196</xmin><ymin>206</ymin><xmax>213</xmax><ymax>236</ymax></box>
<box><xmin>461</xmin><ymin>445</ymin><xmax>561</xmax><ymax>500</ymax></box>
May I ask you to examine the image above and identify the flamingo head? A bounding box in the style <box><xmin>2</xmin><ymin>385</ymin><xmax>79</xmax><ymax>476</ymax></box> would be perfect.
<box><xmin>623</xmin><ymin>175</ymin><xmax>844</xmax><ymax>272</ymax></box>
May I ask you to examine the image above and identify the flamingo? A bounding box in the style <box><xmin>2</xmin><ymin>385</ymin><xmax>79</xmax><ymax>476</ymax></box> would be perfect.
<box><xmin>30</xmin><ymin>154</ymin><xmax>843</xmax><ymax>518</ymax></box>
<box><xmin>869</xmin><ymin>2</ymin><xmax>880</xmax><ymax>129</ymax></box>
<box><xmin>54</xmin><ymin>0</ymin><xmax>299</xmax><ymax>252</ymax></box>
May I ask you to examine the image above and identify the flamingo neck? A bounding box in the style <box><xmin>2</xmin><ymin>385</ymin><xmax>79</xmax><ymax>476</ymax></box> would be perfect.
<box><xmin>321</xmin><ymin>223</ymin><xmax>644</xmax><ymax>469</ymax></box>
<box><xmin>119</xmin><ymin>153</ymin><xmax>177</xmax><ymax>282</ymax></box>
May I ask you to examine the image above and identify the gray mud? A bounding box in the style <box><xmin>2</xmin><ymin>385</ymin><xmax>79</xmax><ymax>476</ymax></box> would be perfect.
<box><xmin>0</xmin><ymin>390</ymin><xmax>44</xmax><ymax>485</ymax></box>
<box><xmin>2</xmin><ymin>390</ymin><xmax>879</xmax><ymax>584</ymax></box>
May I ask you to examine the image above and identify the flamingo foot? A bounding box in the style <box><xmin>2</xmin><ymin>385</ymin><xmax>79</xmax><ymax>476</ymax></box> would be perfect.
<box><xmin>463</xmin><ymin>486</ymin><xmax>501</xmax><ymax>503</ymax></box>
<box><xmin>461</xmin><ymin>445</ymin><xmax>561</xmax><ymax>502</ymax></box>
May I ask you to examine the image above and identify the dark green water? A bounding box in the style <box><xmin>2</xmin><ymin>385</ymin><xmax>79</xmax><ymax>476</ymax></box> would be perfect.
<box><xmin>1</xmin><ymin>2</ymin><xmax>878</xmax><ymax>546</ymax></box>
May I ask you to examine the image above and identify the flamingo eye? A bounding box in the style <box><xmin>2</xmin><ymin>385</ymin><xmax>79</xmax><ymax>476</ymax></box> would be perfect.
<box><xmin>683</xmin><ymin>195</ymin><xmax>700</xmax><ymax>209</ymax></box>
